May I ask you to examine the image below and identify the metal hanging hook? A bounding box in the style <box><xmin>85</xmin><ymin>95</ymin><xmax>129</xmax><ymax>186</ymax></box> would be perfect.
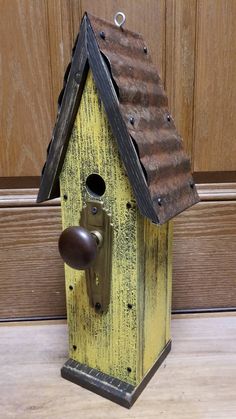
<box><xmin>114</xmin><ymin>12</ymin><xmax>126</xmax><ymax>29</ymax></box>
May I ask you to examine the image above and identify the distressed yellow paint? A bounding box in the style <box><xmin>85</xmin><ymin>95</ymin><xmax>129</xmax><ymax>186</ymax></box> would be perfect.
<box><xmin>142</xmin><ymin>219</ymin><xmax>173</xmax><ymax>374</ymax></box>
<box><xmin>166</xmin><ymin>221</ymin><xmax>173</xmax><ymax>343</ymax></box>
<box><xmin>60</xmin><ymin>70</ymin><xmax>172</xmax><ymax>386</ymax></box>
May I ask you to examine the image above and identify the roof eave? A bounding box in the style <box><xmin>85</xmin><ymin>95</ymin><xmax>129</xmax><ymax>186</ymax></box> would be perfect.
<box><xmin>37</xmin><ymin>14</ymin><xmax>89</xmax><ymax>203</ymax></box>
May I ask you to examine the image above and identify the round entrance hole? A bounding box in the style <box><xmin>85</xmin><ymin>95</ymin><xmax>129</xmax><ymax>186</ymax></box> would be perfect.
<box><xmin>86</xmin><ymin>174</ymin><xmax>106</xmax><ymax>197</ymax></box>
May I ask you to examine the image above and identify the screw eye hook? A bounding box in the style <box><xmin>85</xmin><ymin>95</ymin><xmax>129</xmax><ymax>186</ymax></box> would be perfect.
<box><xmin>114</xmin><ymin>12</ymin><xmax>126</xmax><ymax>29</ymax></box>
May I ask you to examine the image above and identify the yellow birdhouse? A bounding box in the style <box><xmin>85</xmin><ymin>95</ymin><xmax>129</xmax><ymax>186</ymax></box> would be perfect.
<box><xmin>37</xmin><ymin>13</ymin><xmax>199</xmax><ymax>408</ymax></box>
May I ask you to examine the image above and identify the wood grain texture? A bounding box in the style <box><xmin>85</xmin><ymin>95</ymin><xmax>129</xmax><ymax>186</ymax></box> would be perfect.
<box><xmin>46</xmin><ymin>0</ymin><xmax>74</xmax><ymax>118</ymax></box>
<box><xmin>60</xmin><ymin>70</ymin><xmax>171</xmax><ymax>385</ymax></box>
<box><xmin>0</xmin><ymin>0</ymin><xmax>75</xmax><ymax>180</ymax></box>
<box><xmin>0</xmin><ymin>177</ymin><xmax>40</xmax><ymax>189</ymax></box>
<box><xmin>193</xmin><ymin>0</ymin><xmax>236</xmax><ymax>172</ymax></box>
<box><xmin>0</xmin><ymin>0</ymin><xmax>53</xmax><ymax>177</ymax></box>
<box><xmin>0</xmin><ymin>189</ymin><xmax>60</xmax><ymax>207</ymax></box>
<box><xmin>0</xmin><ymin>206</ymin><xmax>65</xmax><ymax>319</ymax></box>
<box><xmin>197</xmin><ymin>183</ymin><xmax>236</xmax><ymax>201</ymax></box>
<box><xmin>70</xmin><ymin>0</ymin><xmax>83</xmax><ymax>39</ymax></box>
<box><xmin>165</xmin><ymin>0</ymin><xmax>196</xmax><ymax>161</ymax></box>
<box><xmin>173</xmin><ymin>201</ymin><xmax>236</xmax><ymax>310</ymax></box>
<box><xmin>1</xmin><ymin>315</ymin><xmax>236</xmax><ymax>418</ymax></box>
<box><xmin>80</xmin><ymin>0</ymin><xmax>166</xmax><ymax>78</ymax></box>
<box><xmin>1</xmin><ymin>188</ymin><xmax>236</xmax><ymax>319</ymax></box>
<box><xmin>194</xmin><ymin>171</ymin><xmax>236</xmax><ymax>184</ymax></box>
<box><xmin>2</xmin><ymin>0</ymin><xmax>236</xmax><ymax>184</ymax></box>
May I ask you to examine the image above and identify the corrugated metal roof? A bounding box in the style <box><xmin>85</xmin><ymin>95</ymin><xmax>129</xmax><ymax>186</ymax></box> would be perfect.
<box><xmin>88</xmin><ymin>14</ymin><xmax>199</xmax><ymax>223</ymax></box>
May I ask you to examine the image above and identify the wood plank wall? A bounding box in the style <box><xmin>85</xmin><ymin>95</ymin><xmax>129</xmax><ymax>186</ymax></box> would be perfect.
<box><xmin>0</xmin><ymin>0</ymin><xmax>236</xmax><ymax>319</ymax></box>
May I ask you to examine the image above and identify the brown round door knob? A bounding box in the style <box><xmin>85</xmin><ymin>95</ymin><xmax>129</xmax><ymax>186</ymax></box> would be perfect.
<box><xmin>58</xmin><ymin>226</ymin><xmax>98</xmax><ymax>270</ymax></box>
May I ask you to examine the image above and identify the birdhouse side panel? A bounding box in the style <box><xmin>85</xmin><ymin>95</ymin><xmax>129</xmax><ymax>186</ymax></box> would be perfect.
<box><xmin>59</xmin><ymin>70</ymin><xmax>142</xmax><ymax>386</ymax></box>
<box><xmin>140</xmin><ymin>219</ymin><xmax>173</xmax><ymax>376</ymax></box>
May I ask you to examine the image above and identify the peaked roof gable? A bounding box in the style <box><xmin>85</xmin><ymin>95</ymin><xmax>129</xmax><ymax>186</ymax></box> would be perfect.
<box><xmin>37</xmin><ymin>13</ymin><xmax>199</xmax><ymax>224</ymax></box>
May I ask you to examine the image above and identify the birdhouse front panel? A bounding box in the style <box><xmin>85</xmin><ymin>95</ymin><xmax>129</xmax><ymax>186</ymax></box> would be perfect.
<box><xmin>59</xmin><ymin>69</ymin><xmax>172</xmax><ymax>389</ymax></box>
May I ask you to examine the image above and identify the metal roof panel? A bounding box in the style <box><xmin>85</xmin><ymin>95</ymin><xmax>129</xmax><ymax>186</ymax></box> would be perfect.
<box><xmin>88</xmin><ymin>13</ymin><xmax>199</xmax><ymax>223</ymax></box>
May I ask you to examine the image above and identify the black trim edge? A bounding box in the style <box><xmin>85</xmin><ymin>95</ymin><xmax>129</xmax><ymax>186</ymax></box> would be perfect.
<box><xmin>37</xmin><ymin>15</ymin><xmax>89</xmax><ymax>203</ymax></box>
<box><xmin>61</xmin><ymin>340</ymin><xmax>171</xmax><ymax>408</ymax></box>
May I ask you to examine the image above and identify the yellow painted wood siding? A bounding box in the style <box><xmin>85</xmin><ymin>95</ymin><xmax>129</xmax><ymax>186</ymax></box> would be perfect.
<box><xmin>141</xmin><ymin>220</ymin><xmax>172</xmax><ymax>375</ymax></box>
<box><xmin>60</xmin><ymin>70</ymin><xmax>138</xmax><ymax>385</ymax></box>
<box><xmin>60</xmin><ymin>70</ymin><xmax>172</xmax><ymax>386</ymax></box>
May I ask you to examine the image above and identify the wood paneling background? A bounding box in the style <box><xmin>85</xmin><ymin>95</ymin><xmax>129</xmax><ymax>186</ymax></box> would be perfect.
<box><xmin>165</xmin><ymin>0</ymin><xmax>196</xmax><ymax>160</ymax></box>
<box><xmin>173</xmin><ymin>200</ymin><xmax>236</xmax><ymax>310</ymax></box>
<box><xmin>0</xmin><ymin>205</ymin><xmax>65</xmax><ymax>319</ymax></box>
<box><xmin>193</xmin><ymin>0</ymin><xmax>236</xmax><ymax>173</ymax></box>
<box><xmin>0</xmin><ymin>0</ymin><xmax>236</xmax><ymax>318</ymax></box>
<box><xmin>1</xmin><ymin>191</ymin><xmax>236</xmax><ymax>319</ymax></box>
<box><xmin>0</xmin><ymin>0</ymin><xmax>53</xmax><ymax>178</ymax></box>
<box><xmin>1</xmin><ymin>0</ymin><xmax>236</xmax><ymax>181</ymax></box>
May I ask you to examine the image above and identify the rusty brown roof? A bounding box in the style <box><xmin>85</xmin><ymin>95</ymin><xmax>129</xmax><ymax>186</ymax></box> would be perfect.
<box><xmin>37</xmin><ymin>13</ymin><xmax>199</xmax><ymax>223</ymax></box>
<box><xmin>88</xmin><ymin>14</ymin><xmax>199</xmax><ymax>223</ymax></box>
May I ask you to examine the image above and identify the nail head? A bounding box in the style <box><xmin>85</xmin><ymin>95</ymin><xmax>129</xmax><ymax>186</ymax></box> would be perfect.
<box><xmin>75</xmin><ymin>72</ymin><xmax>81</xmax><ymax>82</ymax></box>
<box><xmin>95</xmin><ymin>302</ymin><xmax>101</xmax><ymax>311</ymax></box>
<box><xmin>100</xmin><ymin>31</ymin><xmax>106</xmax><ymax>40</ymax></box>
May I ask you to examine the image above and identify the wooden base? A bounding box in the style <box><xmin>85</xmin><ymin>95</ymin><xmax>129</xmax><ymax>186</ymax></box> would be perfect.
<box><xmin>61</xmin><ymin>340</ymin><xmax>171</xmax><ymax>408</ymax></box>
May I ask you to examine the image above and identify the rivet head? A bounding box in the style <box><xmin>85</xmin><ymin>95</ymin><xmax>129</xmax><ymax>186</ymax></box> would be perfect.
<box><xmin>91</xmin><ymin>206</ymin><xmax>98</xmax><ymax>214</ymax></box>
<box><xmin>143</xmin><ymin>46</ymin><xmax>148</xmax><ymax>54</ymax></box>
<box><xmin>75</xmin><ymin>72</ymin><xmax>80</xmax><ymax>82</ymax></box>
<box><xmin>190</xmin><ymin>181</ymin><xmax>195</xmax><ymax>189</ymax></box>
<box><xmin>95</xmin><ymin>302</ymin><xmax>102</xmax><ymax>311</ymax></box>
<box><xmin>100</xmin><ymin>31</ymin><xmax>106</xmax><ymax>40</ymax></box>
<box><xmin>129</xmin><ymin>116</ymin><xmax>135</xmax><ymax>125</ymax></box>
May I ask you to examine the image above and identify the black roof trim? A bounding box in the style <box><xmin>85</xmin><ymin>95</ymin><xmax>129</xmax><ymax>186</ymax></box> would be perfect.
<box><xmin>37</xmin><ymin>15</ymin><xmax>89</xmax><ymax>203</ymax></box>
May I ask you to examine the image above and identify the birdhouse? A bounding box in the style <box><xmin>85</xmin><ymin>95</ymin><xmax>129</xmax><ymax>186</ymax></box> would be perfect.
<box><xmin>37</xmin><ymin>12</ymin><xmax>199</xmax><ymax>408</ymax></box>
